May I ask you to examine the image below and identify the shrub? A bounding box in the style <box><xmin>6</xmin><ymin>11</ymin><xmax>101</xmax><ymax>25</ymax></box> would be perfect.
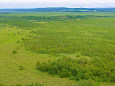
<box><xmin>0</xmin><ymin>84</ymin><xmax>3</xmax><ymax>86</ymax></box>
<box><xmin>36</xmin><ymin>61</ymin><xmax>41</xmax><ymax>69</ymax></box>
<box><xmin>36</xmin><ymin>57</ymin><xmax>115</xmax><ymax>82</ymax></box>
<box><xmin>12</xmin><ymin>50</ymin><xmax>17</xmax><ymax>54</ymax></box>
<box><xmin>16</xmin><ymin>84</ymin><xmax>23</xmax><ymax>86</ymax></box>
<box><xmin>48</xmin><ymin>65</ymin><xmax>58</xmax><ymax>74</ymax></box>
<box><xmin>76</xmin><ymin>55</ymin><xmax>80</xmax><ymax>57</ymax></box>
<box><xmin>19</xmin><ymin>66</ymin><xmax>24</xmax><ymax>70</ymax></box>
<box><xmin>39</xmin><ymin>62</ymin><xmax>47</xmax><ymax>72</ymax></box>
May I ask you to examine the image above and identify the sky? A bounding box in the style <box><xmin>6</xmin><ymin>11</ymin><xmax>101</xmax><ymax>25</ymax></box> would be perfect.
<box><xmin>0</xmin><ymin>0</ymin><xmax>115</xmax><ymax>9</ymax></box>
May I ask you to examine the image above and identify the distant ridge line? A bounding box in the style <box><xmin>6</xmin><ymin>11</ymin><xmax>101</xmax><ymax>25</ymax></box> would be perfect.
<box><xmin>0</xmin><ymin>7</ymin><xmax>115</xmax><ymax>12</ymax></box>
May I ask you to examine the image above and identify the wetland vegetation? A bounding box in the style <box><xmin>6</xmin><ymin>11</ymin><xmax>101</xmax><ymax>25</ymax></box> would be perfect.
<box><xmin>0</xmin><ymin>12</ymin><xmax>115</xmax><ymax>86</ymax></box>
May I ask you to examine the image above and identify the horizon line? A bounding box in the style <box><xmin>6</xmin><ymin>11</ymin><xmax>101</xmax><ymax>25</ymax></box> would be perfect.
<box><xmin>0</xmin><ymin>7</ymin><xmax>115</xmax><ymax>9</ymax></box>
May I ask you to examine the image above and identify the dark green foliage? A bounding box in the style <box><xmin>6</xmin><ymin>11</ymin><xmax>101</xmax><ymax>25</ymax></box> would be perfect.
<box><xmin>76</xmin><ymin>55</ymin><xmax>80</xmax><ymax>57</ymax></box>
<box><xmin>48</xmin><ymin>65</ymin><xmax>58</xmax><ymax>74</ymax></box>
<box><xmin>19</xmin><ymin>66</ymin><xmax>24</xmax><ymax>70</ymax></box>
<box><xmin>36</xmin><ymin>61</ymin><xmax>41</xmax><ymax>69</ymax></box>
<box><xmin>0</xmin><ymin>84</ymin><xmax>3</xmax><ymax>86</ymax></box>
<box><xmin>36</xmin><ymin>57</ymin><xmax>115</xmax><ymax>82</ymax></box>
<box><xmin>12</xmin><ymin>50</ymin><xmax>17</xmax><ymax>54</ymax></box>
<box><xmin>16</xmin><ymin>41</ymin><xmax>20</xmax><ymax>43</ymax></box>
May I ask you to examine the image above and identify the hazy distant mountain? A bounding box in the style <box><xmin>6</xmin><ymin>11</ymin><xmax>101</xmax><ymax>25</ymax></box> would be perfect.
<box><xmin>0</xmin><ymin>7</ymin><xmax>115</xmax><ymax>12</ymax></box>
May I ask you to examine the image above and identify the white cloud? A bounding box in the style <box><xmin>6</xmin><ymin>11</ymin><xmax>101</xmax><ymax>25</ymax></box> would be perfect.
<box><xmin>0</xmin><ymin>0</ymin><xmax>115</xmax><ymax>8</ymax></box>
<box><xmin>0</xmin><ymin>0</ymin><xmax>115</xmax><ymax>3</ymax></box>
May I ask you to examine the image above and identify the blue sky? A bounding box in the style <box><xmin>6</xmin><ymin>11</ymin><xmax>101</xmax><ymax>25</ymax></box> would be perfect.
<box><xmin>0</xmin><ymin>0</ymin><xmax>115</xmax><ymax>9</ymax></box>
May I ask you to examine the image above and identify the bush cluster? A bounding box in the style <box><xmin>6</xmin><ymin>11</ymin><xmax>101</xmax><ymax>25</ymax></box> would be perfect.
<box><xmin>36</xmin><ymin>57</ymin><xmax>115</xmax><ymax>82</ymax></box>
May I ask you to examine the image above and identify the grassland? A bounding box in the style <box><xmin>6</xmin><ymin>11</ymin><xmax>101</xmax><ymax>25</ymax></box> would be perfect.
<box><xmin>1</xmin><ymin>12</ymin><xmax>115</xmax><ymax>16</ymax></box>
<box><xmin>0</xmin><ymin>12</ymin><xmax>115</xmax><ymax>86</ymax></box>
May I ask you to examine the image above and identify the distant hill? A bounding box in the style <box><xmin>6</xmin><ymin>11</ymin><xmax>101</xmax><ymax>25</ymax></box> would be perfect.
<box><xmin>0</xmin><ymin>7</ymin><xmax>115</xmax><ymax>12</ymax></box>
